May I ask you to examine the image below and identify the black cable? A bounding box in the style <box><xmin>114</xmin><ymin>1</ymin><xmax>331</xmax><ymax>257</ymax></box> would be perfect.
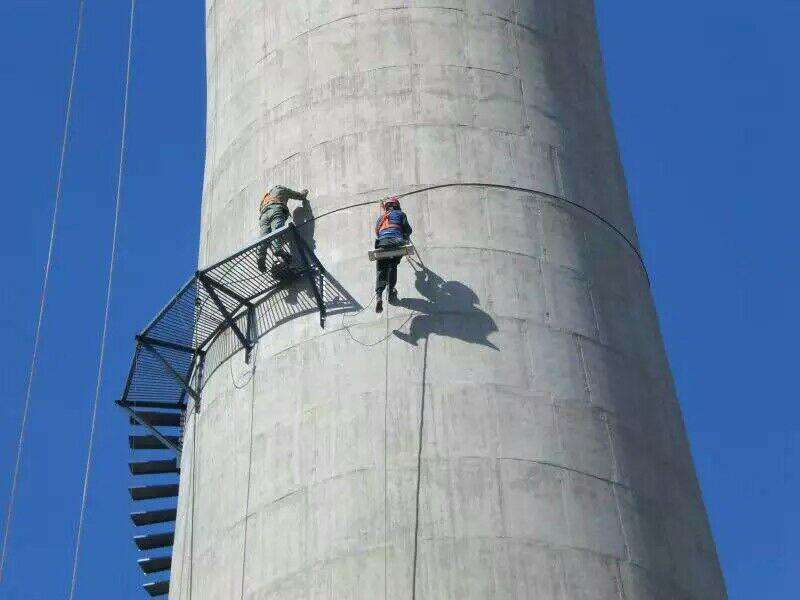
<box><xmin>297</xmin><ymin>182</ymin><xmax>648</xmax><ymax>280</ymax></box>
<box><xmin>411</xmin><ymin>337</ymin><xmax>429</xmax><ymax>600</ymax></box>
<box><xmin>341</xmin><ymin>257</ymin><xmax>419</xmax><ymax>347</ymax></box>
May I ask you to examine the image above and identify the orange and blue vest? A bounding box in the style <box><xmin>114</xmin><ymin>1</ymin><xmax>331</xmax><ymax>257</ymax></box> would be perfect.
<box><xmin>375</xmin><ymin>209</ymin><xmax>411</xmax><ymax>242</ymax></box>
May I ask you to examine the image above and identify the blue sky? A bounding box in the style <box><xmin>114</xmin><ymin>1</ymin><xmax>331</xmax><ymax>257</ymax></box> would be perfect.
<box><xmin>0</xmin><ymin>1</ymin><xmax>796</xmax><ymax>598</ymax></box>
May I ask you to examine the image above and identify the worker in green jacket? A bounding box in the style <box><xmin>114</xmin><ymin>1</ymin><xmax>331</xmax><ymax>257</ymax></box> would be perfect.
<box><xmin>257</xmin><ymin>185</ymin><xmax>309</xmax><ymax>272</ymax></box>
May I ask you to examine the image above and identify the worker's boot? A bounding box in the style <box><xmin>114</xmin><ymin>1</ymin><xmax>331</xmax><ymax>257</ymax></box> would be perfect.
<box><xmin>375</xmin><ymin>293</ymin><xmax>383</xmax><ymax>314</ymax></box>
<box><xmin>388</xmin><ymin>289</ymin><xmax>398</xmax><ymax>304</ymax></box>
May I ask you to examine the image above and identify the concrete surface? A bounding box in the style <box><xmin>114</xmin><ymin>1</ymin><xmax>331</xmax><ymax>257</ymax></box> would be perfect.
<box><xmin>168</xmin><ymin>1</ymin><xmax>727</xmax><ymax>598</ymax></box>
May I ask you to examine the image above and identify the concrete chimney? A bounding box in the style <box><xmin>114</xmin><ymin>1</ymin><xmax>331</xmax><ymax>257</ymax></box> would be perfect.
<box><xmin>168</xmin><ymin>2</ymin><xmax>726</xmax><ymax>598</ymax></box>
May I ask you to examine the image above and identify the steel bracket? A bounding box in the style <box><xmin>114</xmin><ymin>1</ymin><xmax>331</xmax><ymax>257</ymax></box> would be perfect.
<box><xmin>198</xmin><ymin>274</ymin><xmax>252</xmax><ymax>352</ymax></box>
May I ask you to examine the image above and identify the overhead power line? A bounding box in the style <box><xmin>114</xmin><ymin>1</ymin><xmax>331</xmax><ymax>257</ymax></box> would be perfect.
<box><xmin>68</xmin><ymin>1</ymin><xmax>137</xmax><ymax>598</ymax></box>
<box><xmin>0</xmin><ymin>0</ymin><xmax>88</xmax><ymax>584</ymax></box>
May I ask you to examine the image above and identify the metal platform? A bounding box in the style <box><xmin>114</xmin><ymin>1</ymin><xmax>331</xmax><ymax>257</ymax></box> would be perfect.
<box><xmin>116</xmin><ymin>223</ymin><xmax>340</xmax><ymax>597</ymax></box>
<box><xmin>118</xmin><ymin>223</ymin><xmax>328</xmax><ymax>430</ymax></box>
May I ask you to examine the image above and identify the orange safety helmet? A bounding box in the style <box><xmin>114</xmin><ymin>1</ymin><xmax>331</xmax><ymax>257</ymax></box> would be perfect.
<box><xmin>376</xmin><ymin>196</ymin><xmax>404</xmax><ymax>235</ymax></box>
<box><xmin>381</xmin><ymin>196</ymin><xmax>401</xmax><ymax>211</ymax></box>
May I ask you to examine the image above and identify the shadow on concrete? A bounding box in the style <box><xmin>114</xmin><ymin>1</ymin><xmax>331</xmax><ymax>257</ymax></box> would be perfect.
<box><xmin>392</xmin><ymin>262</ymin><xmax>498</xmax><ymax>350</ymax></box>
<box><xmin>284</xmin><ymin>196</ymin><xmax>316</xmax><ymax>305</ymax></box>
<box><xmin>293</xmin><ymin>196</ymin><xmax>315</xmax><ymax>253</ymax></box>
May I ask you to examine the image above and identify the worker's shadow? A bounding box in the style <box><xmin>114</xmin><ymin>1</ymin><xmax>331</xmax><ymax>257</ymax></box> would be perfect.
<box><xmin>393</xmin><ymin>263</ymin><xmax>498</xmax><ymax>350</ymax></box>
<box><xmin>293</xmin><ymin>197</ymin><xmax>315</xmax><ymax>253</ymax></box>
<box><xmin>284</xmin><ymin>197</ymin><xmax>316</xmax><ymax>305</ymax></box>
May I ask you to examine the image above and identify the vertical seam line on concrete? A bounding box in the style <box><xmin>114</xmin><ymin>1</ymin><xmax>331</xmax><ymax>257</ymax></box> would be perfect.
<box><xmin>559</xmin><ymin>469</ymin><xmax>572</xmax><ymax>562</ymax></box>
<box><xmin>584</xmin><ymin>231</ymin><xmax>604</xmax><ymax>340</ymax></box>
<box><xmin>411</xmin><ymin>337</ymin><xmax>429</xmax><ymax>600</ymax></box>
<box><xmin>208</xmin><ymin>0</ymin><xmax>222</xmax><ymax>268</ymax></box>
<box><xmin>617</xmin><ymin>559</ymin><xmax>628</xmax><ymax>599</ymax></box>
<box><xmin>576</xmin><ymin>336</ymin><xmax>592</xmax><ymax>405</ymax></box>
<box><xmin>177</xmin><ymin>414</ymin><xmax>194</xmax><ymax>600</ymax></box>
<box><xmin>189</xmin><ymin>410</ymin><xmax>198</xmax><ymax>600</ymax></box>
<box><xmin>605</xmin><ymin>413</ymin><xmax>633</xmax><ymax>563</ymax></box>
<box><xmin>239</xmin><ymin>350</ymin><xmax>257</xmax><ymax>599</ymax></box>
<box><xmin>176</xmin><ymin>429</ymin><xmax>188</xmax><ymax>600</ymax></box>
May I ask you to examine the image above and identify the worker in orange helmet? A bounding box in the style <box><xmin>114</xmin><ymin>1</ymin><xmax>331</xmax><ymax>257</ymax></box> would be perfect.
<box><xmin>374</xmin><ymin>196</ymin><xmax>412</xmax><ymax>313</ymax></box>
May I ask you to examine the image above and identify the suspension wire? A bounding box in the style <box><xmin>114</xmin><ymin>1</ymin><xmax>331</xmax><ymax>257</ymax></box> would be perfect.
<box><xmin>68</xmin><ymin>1</ymin><xmax>136</xmax><ymax>598</ymax></box>
<box><xmin>383</xmin><ymin>280</ymin><xmax>391</xmax><ymax>600</ymax></box>
<box><xmin>342</xmin><ymin>250</ymin><xmax>422</xmax><ymax>348</ymax></box>
<box><xmin>238</xmin><ymin>345</ymin><xmax>258</xmax><ymax>599</ymax></box>
<box><xmin>410</xmin><ymin>336</ymin><xmax>429</xmax><ymax>600</ymax></box>
<box><xmin>0</xmin><ymin>0</ymin><xmax>87</xmax><ymax>584</ymax></box>
<box><xmin>296</xmin><ymin>182</ymin><xmax>648</xmax><ymax>280</ymax></box>
<box><xmin>229</xmin><ymin>339</ymin><xmax>257</xmax><ymax>389</ymax></box>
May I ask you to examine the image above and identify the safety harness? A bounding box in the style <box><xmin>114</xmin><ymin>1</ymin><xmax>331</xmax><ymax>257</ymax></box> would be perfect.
<box><xmin>376</xmin><ymin>210</ymin><xmax>403</xmax><ymax>236</ymax></box>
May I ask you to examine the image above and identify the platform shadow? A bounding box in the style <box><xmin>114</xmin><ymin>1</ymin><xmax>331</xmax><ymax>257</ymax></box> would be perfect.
<box><xmin>392</xmin><ymin>263</ymin><xmax>498</xmax><ymax>350</ymax></box>
<box><xmin>284</xmin><ymin>197</ymin><xmax>317</xmax><ymax>305</ymax></box>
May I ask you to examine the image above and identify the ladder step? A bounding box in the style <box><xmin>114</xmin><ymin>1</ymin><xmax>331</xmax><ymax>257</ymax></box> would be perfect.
<box><xmin>129</xmin><ymin>459</ymin><xmax>179</xmax><ymax>476</ymax></box>
<box><xmin>143</xmin><ymin>580</ymin><xmax>170</xmax><ymax>597</ymax></box>
<box><xmin>134</xmin><ymin>532</ymin><xmax>174</xmax><ymax>551</ymax></box>
<box><xmin>129</xmin><ymin>435</ymin><xmax>182</xmax><ymax>450</ymax></box>
<box><xmin>138</xmin><ymin>555</ymin><xmax>171</xmax><ymax>575</ymax></box>
<box><xmin>129</xmin><ymin>484</ymin><xmax>179</xmax><ymax>501</ymax></box>
<box><xmin>119</xmin><ymin>400</ymin><xmax>184</xmax><ymax>411</ymax></box>
<box><xmin>131</xmin><ymin>508</ymin><xmax>177</xmax><ymax>526</ymax></box>
<box><xmin>130</xmin><ymin>411</ymin><xmax>182</xmax><ymax>427</ymax></box>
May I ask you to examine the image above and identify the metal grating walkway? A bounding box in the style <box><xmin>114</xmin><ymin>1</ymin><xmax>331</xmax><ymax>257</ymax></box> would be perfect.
<box><xmin>118</xmin><ymin>223</ymin><xmax>344</xmax><ymax>597</ymax></box>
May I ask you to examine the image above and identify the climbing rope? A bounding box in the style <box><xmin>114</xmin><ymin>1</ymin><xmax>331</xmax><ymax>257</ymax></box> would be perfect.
<box><xmin>238</xmin><ymin>346</ymin><xmax>258</xmax><ymax>600</ymax></box>
<box><xmin>341</xmin><ymin>294</ymin><xmax>415</xmax><ymax>348</ymax></box>
<box><xmin>0</xmin><ymin>0</ymin><xmax>87</xmax><ymax>584</ymax></box>
<box><xmin>410</xmin><ymin>336</ymin><xmax>429</xmax><ymax>600</ymax></box>
<box><xmin>340</xmin><ymin>255</ymin><xmax>421</xmax><ymax>347</ymax></box>
<box><xmin>382</xmin><ymin>285</ymin><xmax>390</xmax><ymax>600</ymax></box>
<box><xmin>68</xmin><ymin>1</ymin><xmax>136</xmax><ymax>598</ymax></box>
<box><xmin>229</xmin><ymin>357</ymin><xmax>256</xmax><ymax>389</ymax></box>
<box><xmin>374</xmin><ymin>258</ymin><xmax>428</xmax><ymax>600</ymax></box>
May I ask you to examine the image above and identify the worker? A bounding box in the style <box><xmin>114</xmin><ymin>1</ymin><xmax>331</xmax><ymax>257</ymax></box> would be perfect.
<box><xmin>257</xmin><ymin>185</ymin><xmax>309</xmax><ymax>272</ymax></box>
<box><xmin>374</xmin><ymin>196</ymin><xmax>412</xmax><ymax>313</ymax></box>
